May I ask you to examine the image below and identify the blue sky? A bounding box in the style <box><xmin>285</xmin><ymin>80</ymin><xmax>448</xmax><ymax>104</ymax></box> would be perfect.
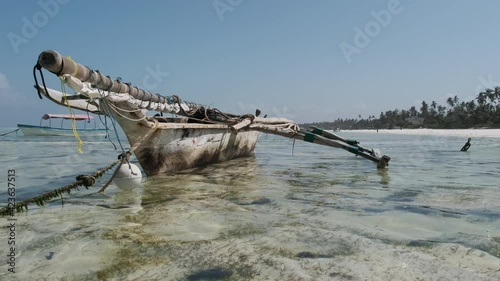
<box><xmin>1</xmin><ymin>0</ymin><xmax>500</xmax><ymax>127</ymax></box>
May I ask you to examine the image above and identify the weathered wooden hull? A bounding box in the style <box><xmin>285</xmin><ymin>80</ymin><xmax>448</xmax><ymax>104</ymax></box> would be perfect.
<box><xmin>139</xmin><ymin>125</ymin><xmax>259</xmax><ymax>176</ymax></box>
<box><xmin>36</xmin><ymin>87</ymin><xmax>260</xmax><ymax>176</ymax></box>
<box><xmin>117</xmin><ymin>120</ymin><xmax>260</xmax><ymax>176</ymax></box>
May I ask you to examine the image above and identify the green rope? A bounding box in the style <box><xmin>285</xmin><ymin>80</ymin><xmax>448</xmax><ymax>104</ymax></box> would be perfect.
<box><xmin>348</xmin><ymin>146</ymin><xmax>359</xmax><ymax>155</ymax></box>
<box><xmin>304</xmin><ymin>132</ymin><xmax>315</xmax><ymax>143</ymax></box>
<box><xmin>0</xmin><ymin>160</ymin><xmax>120</xmax><ymax>216</ymax></box>
<box><xmin>312</xmin><ymin>127</ymin><xmax>323</xmax><ymax>135</ymax></box>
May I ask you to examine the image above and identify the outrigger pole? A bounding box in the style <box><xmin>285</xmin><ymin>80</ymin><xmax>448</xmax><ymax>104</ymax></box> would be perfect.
<box><xmin>249</xmin><ymin>124</ymin><xmax>390</xmax><ymax>168</ymax></box>
<box><xmin>35</xmin><ymin>50</ymin><xmax>390</xmax><ymax>169</ymax></box>
<box><xmin>308</xmin><ymin>127</ymin><xmax>391</xmax><ymax>168</ymax></box>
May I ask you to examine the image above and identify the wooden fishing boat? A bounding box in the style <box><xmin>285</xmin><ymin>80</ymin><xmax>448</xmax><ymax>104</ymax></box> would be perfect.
<box><xmin>33</xmin><ymin>50</ymin><xmax>390</xmax><ymax>176</ymax></box>
<box><xmin>17</xmin><ymin>114</ymin><xmax>107</xmax><ymax>136</ymax></box>
<box><xmin>34</xmin><ymin>85</ymin><xmax>260</xmax><ymax>175</ymax></box>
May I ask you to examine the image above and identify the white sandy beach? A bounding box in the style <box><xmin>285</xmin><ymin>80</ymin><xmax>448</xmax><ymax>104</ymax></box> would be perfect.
<box><xmin>351</xmin><ymin>128</ymin><xmax>500</xmax><ymax>138</ymax></box>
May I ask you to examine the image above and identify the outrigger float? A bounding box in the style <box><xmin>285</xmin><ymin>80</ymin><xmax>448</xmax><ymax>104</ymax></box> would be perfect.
<box><xmin>33</xmin><ymin>50</ymin><xmax>390</xmax><ymax>176</ymax></box>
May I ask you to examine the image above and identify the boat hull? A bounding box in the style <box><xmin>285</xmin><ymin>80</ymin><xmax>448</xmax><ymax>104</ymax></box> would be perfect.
<box><xmin>17</xmin><ymin>124</ymin><xmax>108</xmax><ymax>136</ymax></box>
<box><xmin>36</xmin><ymin>87</ymin><xmax>261</xmax><ymax>176</ymax></box>
<box><xmin>126</xmin><ymin>122</ymin><xmax>260</xmax><ymax>176</ymax></box>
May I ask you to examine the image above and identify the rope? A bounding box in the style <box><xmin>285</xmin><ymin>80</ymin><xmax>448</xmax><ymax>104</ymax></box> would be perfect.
<box><xmin>106</xmin><ymin>101</ymin><xmax>145</xmax><ymax>113</ymax></box>
<box><xmin>173</xmin><ymin>95</ymin><xmax>201</xmax><ymax>117</ymax></box>
<box><xmin>97</xmin><ymin>114</ymin><xmax>117</xmax><ymax>150</ymax></box>
<box><xmin>67</xmin><ymin>56</ymin><xmax>79</xmax><ymax>77</ymax></box>
<box><xmin>0</xmin><ymin>128</ymin><xmax>19</xmax><ymax>136</ymax></box>
<box><xmin>97</xmin><ymin>119</ymin><xmax>158</xmax><ymax>193</ymax></box>
<box><xmin>0</xmin><ymin>160</ymin><xmax>120</xmax><ymax>216</ymax></box>
<box><xmin>100</xmin><ymin>96</ymin><xmax>126</xmax><ymax>152</ymax></box>
<box><xmin>106</xmin><ymin>101</ymin><xmax>148</xmax><ymax>122</ymax></box>
<box><xmin>33</xmin><ymin>63</ymin><xmax>49</xmax><ymax>100</ymax></box>
<box><xmin>97</xmin><ymin>152</ymin><xmax>130</xmax><ymax>193</ymax></box>
<box><xmin>60</xmin><ymin>78</ymin><xmax>84</xmax><ymax>153</ymax></box>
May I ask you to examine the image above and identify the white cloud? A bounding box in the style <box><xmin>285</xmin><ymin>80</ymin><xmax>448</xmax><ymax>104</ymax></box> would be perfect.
<box><xmin>0</xmin><ymin>73</ymin><xmax>10</xmax><ymax>89</ymax></box>
<box><xmin>0</xmin><ymin>73</ymin><xmax>24</xmax><ymax>106</ymax></box>
<box><xmin>354</xmin><ymin>102</ymin><xmax>367</xmax><ymax>110</ymax></box>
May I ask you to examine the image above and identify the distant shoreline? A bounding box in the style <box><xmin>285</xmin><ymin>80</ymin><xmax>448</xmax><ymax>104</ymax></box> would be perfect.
<box><xmin>346</xmin><ymin>128</ymin><xmax>500</xmax><ymax>138</ymax></box>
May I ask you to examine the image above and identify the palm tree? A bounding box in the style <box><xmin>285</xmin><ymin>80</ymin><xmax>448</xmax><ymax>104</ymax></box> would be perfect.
<box><xmin>465</xmin><ymin>100</ymin><xmax>476</xmax><ymax>113</ymax></box>
<box><xmin>494</xmin><ymin>86</ymin><xmax>500</xmax><ymax>103</ymax></box>
<box><xmin>430</xmin><ymin>101</ymin><xmax>437</xmax><ymax>113</ymax></box>
<box><xmin>437</xmin><ymin>105</ymin><xmax>446</xmax><ymax>117</ymax></box>
<box><xmin>485</xmin><ymin>88</ymin><xmax>495</xmax><ymax>104</ymax></box>
<box><xmin>420</xmin><ymin>101</ymin><xmax>429</xmax><ymax>118</ymax></box>
<box><xmin>409</xmin><ymin>106</ymin><xmax>418</xmax><ymax>117</ymax></box>
<box><xmin>474</xmin><ymin>91</ymin><xmax>489</xmax><ymax>125</ymax></box>
<box><xmin>476</xmin><ymin>91</ymin><xmax>486</xmax><ymax>106</ymax></box>
<box><xmin>446</xmin><ymin>97</ymin><xmax>455</xmax><ymax>108</ymax></box>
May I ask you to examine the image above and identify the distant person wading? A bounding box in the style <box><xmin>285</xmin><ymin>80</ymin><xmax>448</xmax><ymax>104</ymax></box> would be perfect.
<box><xmin>460</xmin><ymin>138</ymin><xmax>472</xmax><ymax>151</ymax></box>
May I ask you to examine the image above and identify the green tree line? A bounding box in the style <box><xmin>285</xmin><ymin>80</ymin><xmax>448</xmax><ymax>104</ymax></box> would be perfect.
<box><xmin>302</xmin><ymin>87</ymin><xmax>500</xmax><ymax>130</ymax></box>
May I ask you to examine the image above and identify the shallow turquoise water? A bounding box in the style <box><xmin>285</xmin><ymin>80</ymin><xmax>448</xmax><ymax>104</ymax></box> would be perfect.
<box><xmin>0</xmin><ymin>129</ymin><xmax>499</xmax><ymax>280</ymax></box>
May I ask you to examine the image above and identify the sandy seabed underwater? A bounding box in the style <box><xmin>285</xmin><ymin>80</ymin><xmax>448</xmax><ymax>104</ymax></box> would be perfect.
<box><xmin>0</xmin><ymin>129</ymin><xmax>499</xmax><ymax>280</ymax></box>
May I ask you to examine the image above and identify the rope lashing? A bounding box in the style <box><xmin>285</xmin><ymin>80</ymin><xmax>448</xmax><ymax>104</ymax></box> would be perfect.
<box><xmin>76</xmin><ymin>175</ymin><xmax>96</xmax><ymax>187</ymax></box>
<box><xmin>97</xmin><ymin>153</ymin><xmax>130</xmax><ymax>193</ymax></box>
<box><xmin>98</xmin><ymin>120</ymin><xmax>158</xmax><ymax>193</ymax></box>
<box><xmin>345</xmin><ymin>139</ymin><xmax>360</xmax><ymax>146</ymax></box>
<box><xmin>304</xmin><ymin>132</ymin><xmax>315</xmax><ymax>143</ymax></box>
<box><xmin>0</xmin><ymin>159</ymin><xmax>120</xmax><ymax>216</ymax></box>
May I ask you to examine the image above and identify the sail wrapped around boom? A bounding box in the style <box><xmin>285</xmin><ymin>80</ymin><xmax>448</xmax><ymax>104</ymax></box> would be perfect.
<box><xmin>37</xmin><ymin>50</ymin><xmax>296</xmax><ymax>128</ymax></box>
<box><xmin>39</xmin><ymin>50</ymin><xmax>167</xmax><ymax>103</ymax></box>
<box><xmin>38</xmin><ymin>50</ymin><xmax>216</xmax><ymax>118</ymax></box>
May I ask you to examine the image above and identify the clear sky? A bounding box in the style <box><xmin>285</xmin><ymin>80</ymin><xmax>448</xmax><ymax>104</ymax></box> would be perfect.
<box><xmin>1</xmin><ymin>0</ymin><xmax>500</xmax><ymax>127</ymax></box>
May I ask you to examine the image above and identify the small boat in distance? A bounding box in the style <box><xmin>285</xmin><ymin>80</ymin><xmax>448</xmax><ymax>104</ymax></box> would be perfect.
<box><xmin>17</xmin><ymin>113</ymin><xmax>107</xmax><ymax>136</ymax></box>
